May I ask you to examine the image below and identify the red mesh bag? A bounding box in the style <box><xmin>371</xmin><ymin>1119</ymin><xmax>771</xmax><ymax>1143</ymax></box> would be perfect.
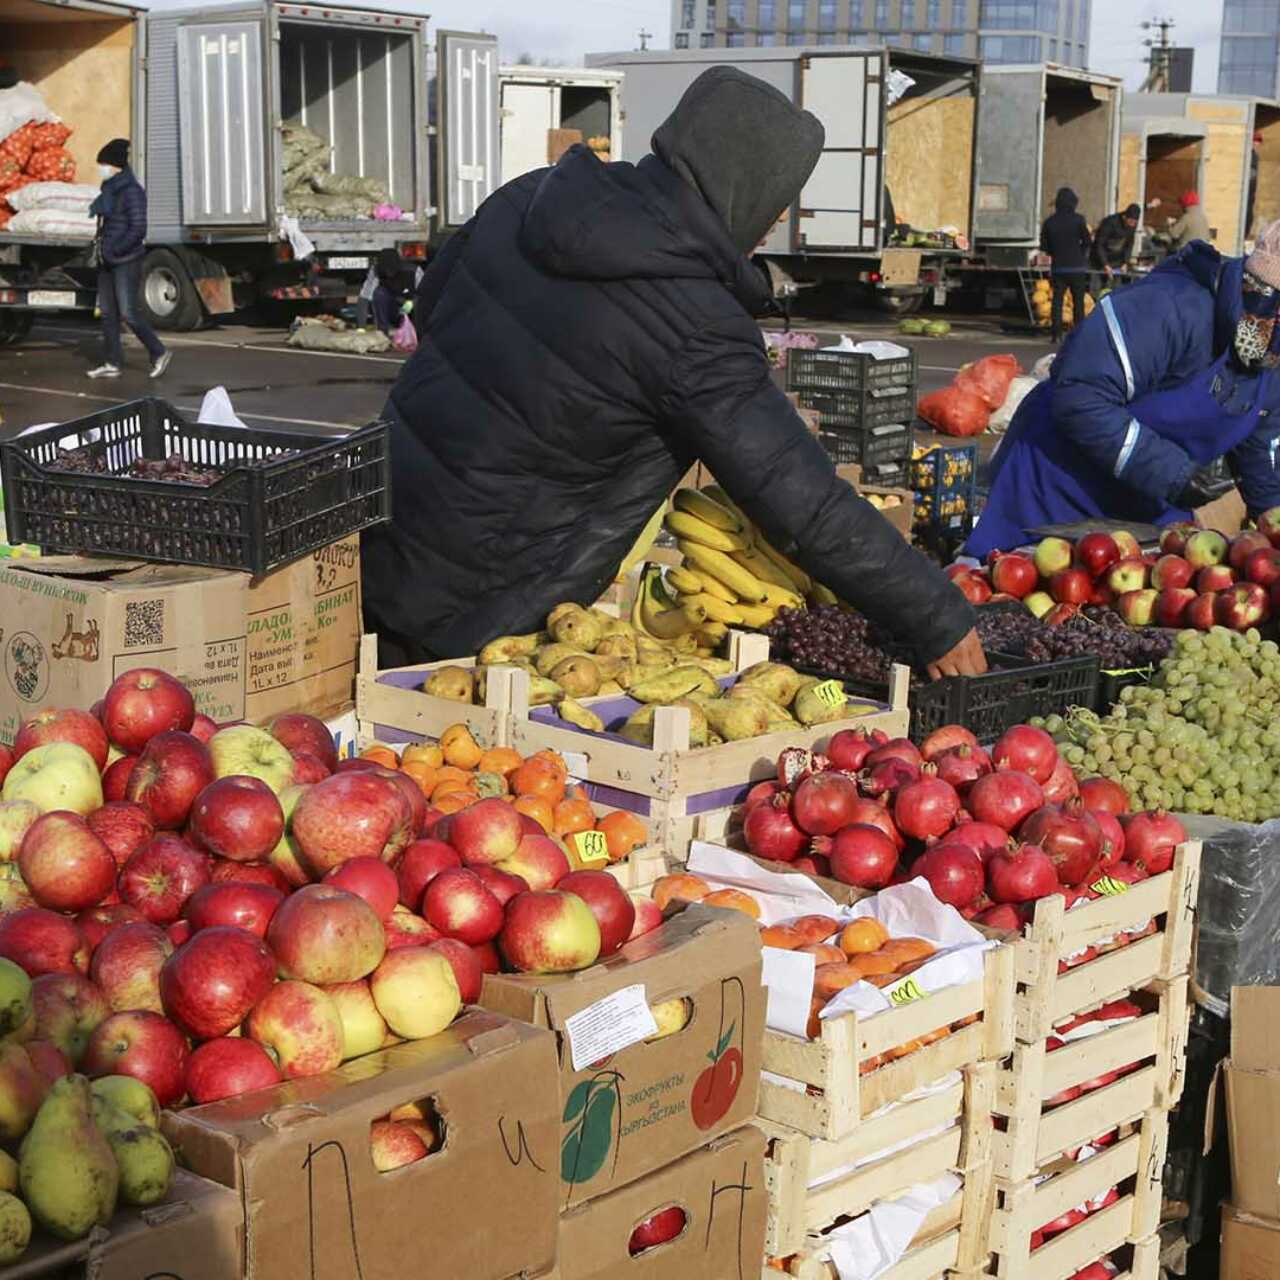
<box><xmin>0</xmin><ymin>122</ymin><xmax>39</xmax><ymax>169</ymax></box>
<box><xmin>29</xmin><ymin>122</ymin><xmax>71</xmax><ymax>151</ymax></box>
<box><xmin>954</xmin><ymin>354</ymin><xmax>1023</xmax><ymax>411</ymax></box>
<box><xmin>916</xmin><ymin>386</ymin><xmax>991</xmax><ymax>438</ymax></box>
<box><xmin>24</xmin><ymin>148</ymin><xmax>75</xmax><ymax>182</ymax></box>
<box><xmin>0</xmin><ymin>157</ymin><xmax>21</xmax><ymax>194</ymax></box>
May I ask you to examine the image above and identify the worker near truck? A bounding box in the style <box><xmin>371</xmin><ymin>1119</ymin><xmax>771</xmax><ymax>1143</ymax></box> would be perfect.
<box><xmin>1091</xmin><ymin>203</ymin><xmax>1141</xmax><ymax>277</ymax></box>
<box><xmin>362</xmin><ymin>66</ymin><xmax>985</xmax><ymax>679</ymax></box>
<box><xmin>1165</xmin><ymin>190</ymin><xmax>1211</xmax><ymax>253</ymax></box>
<box><xmin>965</xmin><ymin>221</ymin><xmax>1280</xmax><ymax>559</ymax></box>
<box><xmin>1040</xmin><ymin>187</ymin><xmax>1092</xmax><ymax>344</ymax></box>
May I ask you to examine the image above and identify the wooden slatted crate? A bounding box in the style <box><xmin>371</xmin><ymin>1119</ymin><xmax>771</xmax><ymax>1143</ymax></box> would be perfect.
<box><xmin>987</xmin><ymin>1107</ymin><xmax>1167</xmax><ymax>1280</ymax></box>
<box><xmin>758</xmin><ymin>944</ymin><xmax>1014</xmax><ymax>1142</ymax></box>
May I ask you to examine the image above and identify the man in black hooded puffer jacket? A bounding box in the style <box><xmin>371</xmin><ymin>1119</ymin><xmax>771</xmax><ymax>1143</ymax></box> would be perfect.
<box><xmin>362</xmin><ymin>67</ymin><xmax>983</xmax><ymax>677</ymax></box>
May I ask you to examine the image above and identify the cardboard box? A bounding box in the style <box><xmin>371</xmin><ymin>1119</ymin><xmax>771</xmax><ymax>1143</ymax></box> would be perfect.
<box><xmin>1221</xmin><ymin>1203</ymin><xmax>1280</xmax><ymax>1280</ymax></box>
<box><xmin>0</xmin><ymin>536</ymin><xmax>360</xmax><ymax>743</ymax></box>
<box><xmin>162</xmin><ymin>1012</ymin><xmax>560</xmax><ymax>1280</ymax></box>
<box><xmin>480</xmin><ymin>904</ymin><xmax>765</xmax><ymax>1207</ymax></box>
<box><xmin>4</xmin><ymin>1169</ymin><xmax>242</xmax><ymax>1279</ymax></box>
<box><xmin>838</xmin><ymin>463</ymin><xmax>915</xmax><ymax>539</ymax></box>
<box><xmin>556</xmin><ymin>1126</ymin><xmax>766</xmax><ymax>1280</ymax></box>
<box><xmin>1223</xmin><ymin>986</ymin><xmax>1280</xmax><ymax>1220</ymax></box>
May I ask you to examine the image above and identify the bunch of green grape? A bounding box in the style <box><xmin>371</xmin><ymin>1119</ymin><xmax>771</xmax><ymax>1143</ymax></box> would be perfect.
<box><xmin>1032</xmin><ymin>627</ymin><xmax>1280</xmax><ymax>823</ymax></box>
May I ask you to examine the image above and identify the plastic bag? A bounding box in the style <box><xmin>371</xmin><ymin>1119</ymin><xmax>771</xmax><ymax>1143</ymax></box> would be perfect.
<box><xmin>916</xmin><ymin>385</ymin><xmax>990</xmax><ymax>437</ymax></box>
<box><xmin>4</xmin><ymin>207</ymin><xmax>95</xmax><ymax>238</ymax></box>
<box><xmin>954</xmin><ymin>354</ymin><xmax>1022</xmax><ymax>410</ymax></box>
<box><xmin>4</xmin><ymin>181</ymin><xmax>98</xmax><ymax>213</ymax></box>
<box><xmin>989</xmin><ymin>375</ymin><xmax>1039</xmax><ymax>434</ymax></box>
<box><xmin>0</xmin><ymin>84</ymin><xmax>56</xmax><ymax>145</ymax></box>
<box><xmin>392</xmin><ymin>314</ymin><xmax>418</xmax><ymax>354</ymax></box>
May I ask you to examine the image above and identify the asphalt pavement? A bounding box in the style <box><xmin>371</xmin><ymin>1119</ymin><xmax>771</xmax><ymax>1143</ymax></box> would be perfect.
<box><xmin>0</xmin><ymin>313</ymin><xmax>1056</xmax><ymax>440</ymax></box>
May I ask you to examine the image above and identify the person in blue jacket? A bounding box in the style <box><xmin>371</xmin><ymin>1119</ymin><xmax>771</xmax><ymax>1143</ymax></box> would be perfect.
<box><xmin>966</xmin><ymin>219</ymin><xmax>1280</xmax><ymax>558</ymax></box>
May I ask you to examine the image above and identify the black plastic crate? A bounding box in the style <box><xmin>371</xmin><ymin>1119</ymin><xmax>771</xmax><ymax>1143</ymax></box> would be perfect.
<box><xmin>0</xmin><ymin>398</ymin><xmax>391</xmax><ymax>575</ymax></box>
<box><xmin>815</xmin><ymin>421</ymin><xmax>911</xmax><ymax>469</ymax></box>
<box><xmin>1097</xmin><ymin>665</ymin><xmax>1154</xmax><ymax>710</ymax></box>
<box><xmin>787</xmin><ymin>347</ymin><xmax>918</xmax><ymax>395</ymax></box>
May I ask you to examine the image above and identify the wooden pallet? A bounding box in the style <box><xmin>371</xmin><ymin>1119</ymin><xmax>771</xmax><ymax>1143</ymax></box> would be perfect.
<box><xmin>1006</xmin><ymin>842</ymin><xmax>1200</xmax><ymax>1044</ymax></box>
<box><xmin>987</xmin><ymin>1108</ymin><xmax>1167</xmax><ymax>1280</ymax></box>
<box><xmin>758</xmin><ymin>944</ymin><xmax>1014</xmax><ymax>1142</ymax></box>
<box><xmin>762</xmin><ymin>1062</ymin><xmax>993</xmax><ymax>1259</ymax></box>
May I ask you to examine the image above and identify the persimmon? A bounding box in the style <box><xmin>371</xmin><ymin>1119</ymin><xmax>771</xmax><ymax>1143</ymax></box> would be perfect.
<box><xmin>797</xmin><ymin>942</ymin><xmax>845</xmax><ymax>966</ymax></box>
<box><xmin>360</xmin><ymin>743</ymin><xmax>399</xmax><ymax>769</ymax></box>
<box><xmin>859</xmin><ymin>1054</ymin><xmax>885</xmax><ymax>1075</ymax></box>
<box><xmin>848</xmin><ymin>953</ymin><xmax>899</xmax><ymax>979</ymax></box>
<box><xmin>433</xmin><ymin>791</ymin><xmax>475</xmax><ymax>815</ymax></box>
<box><xmin>813</xmin><ymin>963</ymin><xmax>862</xmax><ymax>999</ymax></box>
<box><xmin>839</xmin><ymin>918</ymin><xmax>891</xmax><ymax>957</ymax></box>
<box><xmin>760</xmin><ymin>924</ymin><xmax>806</xmax><ymax>950</ymax></box>
<box><xmin>920</xmin><ymin>1025</ymin><xmax>951</xmax><ymax>1046</ymax></box>
<box><xmin>511</xmin><ymin>759</ymin><xmax>565</xmax><ymax>805</ymax></box>
<box><xmin>478</xmin><ymin>747</ymin><xmax>523</xmax><ymax>778</ymax></box>
<box><xmin>790</xmin><ymin>915</ymin><xmax>841</xmax><ymax>946</ymax></box>
<box><xmin>702</xmin><ymin>888</ymin><xmax>761</xmax><ymax>919</ymax></box>
<box><xmin>399</xmin><ymin>761</ymin><xmax>437</xmax><ymax>795</ymax></box>
<box><xmin>553</xmin><ymin>797</ymin><xmax>595</xmax><ymax>838</ymax></box>
<box><xmin>513</xmin><ymin>795</ymin><xmax>554</xmax><ymax>833</ymax></box>
<box><xmin>806</xmin><ymin>996</ymin><xmax>827</xmax><ymax>1039</ymax></box>
<box><xmin>886</xmin><ymin>1038</ymin><xmax>924</xmax><ymax>1060</ymax></box>
<box><xmin>528</xmin><ymin>749</ymin><xmax>568</xmax><ymax>778</ymax></box>
<box><xmin>431</xmin><ymin>777</ymin><xmax>474</xmax><ymax>802</ymax></box>
<box><xmin>877</xmin><ymin>937</ymin><xmax>937</xmax><ymax>965</ymax></box>
<box><xmin>402</xmin><ymin>743</ymin><xmax>443</xmax><ymax>770</ymax></box>
<box><xmin>597</xmin><ymin>811</ymin><xmax>647</xmax><ymax>861</ymax></box>
<box><xmin>440</xmin><ymin>725</ymin><xmax>483</xmax><ymax>770</ymax></box>
<box><xmin>652</xmin><ymin>874</ymin><xmax>709</xmax><ymax>911</ymax></box>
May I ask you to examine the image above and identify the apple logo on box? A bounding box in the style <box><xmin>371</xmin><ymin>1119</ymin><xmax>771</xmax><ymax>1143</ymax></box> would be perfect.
<box><xmin>6</xmin><ymin>632</ymin><xmax>48</xmax><ymax>704</ymax></box>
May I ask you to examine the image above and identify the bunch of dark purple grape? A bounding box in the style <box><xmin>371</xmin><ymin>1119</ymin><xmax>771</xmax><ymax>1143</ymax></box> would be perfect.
<box><xmin>129</xmin><ymin>455</ymin><xmax>222</xmax><ymax>486</ymax></box>
<box><xmin>978</xmin><ymin>608</ymin><xmax>1173</xmax><ymax>670</ymax></box>
<box><xmin>46</xmin><ymin>445</ymin><xmax>108</xmax><ymax>473</ymax></box>
<box><xmin>765</xmin><ymin>604</ymin><xmax>897</xmax><ymax>682</ymax></box>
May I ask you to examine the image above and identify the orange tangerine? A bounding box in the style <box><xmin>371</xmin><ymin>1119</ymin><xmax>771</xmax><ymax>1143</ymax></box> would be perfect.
<box><xmin>652</xmin><ymin>874</ymin><xmax>709</xmax><ymax>911</ymax></box>
<box><xmin>440</xmin><ymin>725</ymin><xmax>483</xmax><ymax>771</ymax></box>
<box><xmin>360</xmin><ymin>743</ymin><xmax>399</xmax><ymax>769</ymax></box>
<box><xmin>597</xmin><ymin>811</ymin><xmax>647</xmax><ymax>861</ymax></box>
<box><xmin>402</xmin><ymin>743</ymin><xmax>444</xmax><ymax>770</ymax></box>
<box><xmin>838</xmin><ymin>918</ymin><xmax>891</xmax><ymax>957</ymax></box>
<box><xmin>701</xmin><ymin>888</ymin><xmax>761</xmax><ymax>919</ymax></box>
<box><xmin>478</xmin><ymin>747</ymin><xmax>524</xmax><ymax>778</ymax></box>
<box><xmin>513</xmin><ymin>794</ymin><xmax>554</xmax><ymax>833</ymax></box>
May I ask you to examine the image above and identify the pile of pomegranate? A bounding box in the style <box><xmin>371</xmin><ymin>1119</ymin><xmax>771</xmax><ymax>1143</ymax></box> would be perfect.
<box><xmin>739</xmin><ymin>722</ymin><xmax>1188</xmax><ymax>929</ymax></box>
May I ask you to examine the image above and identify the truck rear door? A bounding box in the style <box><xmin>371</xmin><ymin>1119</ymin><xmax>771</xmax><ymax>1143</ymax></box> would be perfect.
<box><xmin>176</xmin><ymin>15</ymin><xmax>269</xmax><ymax>226</ymax></box>
<box><xmin>973</xmin><ymin>69</ymin><xmax>1044</xmax><ymax>243</ymax></box>
<box><xmin>797</xmin><ymin>50</ymin><xmax>886</xmax><ymax>253</ymax></box>
<box><xmin>437</xmin><ymin>31</ymin><xmax>500</xmax><ymax>228</ymax></box>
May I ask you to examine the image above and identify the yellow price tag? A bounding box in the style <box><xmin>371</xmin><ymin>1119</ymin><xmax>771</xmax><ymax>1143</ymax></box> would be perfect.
<box><xmin>886</xmin><ymin>976</ymin><xmax>927</xmax><ymax>1007</ymax></box>
<box><xmin>572</xmin><ymin>830</ymin><xmax>610</xmax><ymax>865</ymax></box>
<box><xmin>1090</xmin><ymin>875</ymin><xmax>1129</xmax><ymax>897</ymax></box>
<box><xmin>812</xmin><ymin>679</ymin><xmax>847</xmax><ymax>711</ymax></box>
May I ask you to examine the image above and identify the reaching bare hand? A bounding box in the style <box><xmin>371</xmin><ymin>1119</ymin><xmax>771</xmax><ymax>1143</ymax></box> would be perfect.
<box><xmin>926</xmin><ymin>628</ymin><xmax>987</xmax><ymax>680</ymax></box>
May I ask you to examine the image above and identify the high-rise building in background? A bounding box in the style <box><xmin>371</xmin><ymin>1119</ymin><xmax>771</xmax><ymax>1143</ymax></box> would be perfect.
<box><xmin>669</xmin><ymin>0</ymin><xmax>1090</xmax><ymax>67</ymax></box>
<box><xmin>1218</xmin><ymin>1</ymin><xmax>1280</xmax><ymax>97</ymax></box>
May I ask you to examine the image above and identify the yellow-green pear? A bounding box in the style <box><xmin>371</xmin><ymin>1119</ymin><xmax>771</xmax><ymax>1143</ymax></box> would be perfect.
<box><xmin>0</xmin><ymin>1191</ymin><xmax>30</xmax><ymax>1263</ymax></box>
<box><xmin>0</xmin><ymin>960</ymin><xmax>31</xmax><ymax>1041</ymax></box>
<box><xmin>90</xmin><ymin>1075</ymin><xmax>160</xmax><ymax>1130</ymax></box>
<box><xmin>0</xmin><ymin>1150</ymin><xmax>17</xmax><ymax>1194</ymax></box>
<box><xmin>92</xmin><ymin>1102</ymin><xmax>174</xmax><ymax>1207</ymax></box>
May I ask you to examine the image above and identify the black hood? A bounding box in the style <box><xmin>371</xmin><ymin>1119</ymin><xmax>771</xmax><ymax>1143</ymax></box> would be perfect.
<box><xmin>652</xmin><ymin>66</ymin><xmax>825</xmax><ymax>253</ymax></box>
<box><xmin>1054</xmin><ymin>187</ymin><xmax>1079</xmax><ymax>212</ymax></box>
<box><xmin>520</xmin><ymin>146</ymin><xmax>773</xmax><ymax>315</ymax></box>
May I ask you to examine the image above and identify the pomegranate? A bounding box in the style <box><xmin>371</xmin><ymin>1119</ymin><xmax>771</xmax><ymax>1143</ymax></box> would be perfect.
<box><xmin>792</xmin><ymin>771</ymin><xmax>860</xmax><ymax>837</ymax></box>
<box><xmin>919</xmin><ymin>725</ymin><xmax>978</xmax><ymax>763</ymax></box>
<box><xmin>825</xmin><ymin>729</ymin><xmax>875</xmax><ymax>772</ymax></box>
<box><xmin>1122</xmin><ymin>810</ymin><xmax>1186</xmax><ymax>874</ymax></box>
<box><xmin>943</xmin><ymin>820</ymin><xmax>1009</xmax><ymax>864</ymax></box>
<box><xmin>743</xmin><ymin>797</ymin><xmax>807</xmax><ymax>862</ymax></box>
<box><xmin>1093</xmin><ymin>812</ymin><xmax>1125</xmax><ymax>867</ymax></box>
<box><xmin>987</xmin><ymin>842</ymin><xmax>1059</xmax><ymax>904</ymax></box>
<box><xmin>934</xmin><ymin>745</ymin><xmax>991</xmax><ymax>793</ymax></box>
<box><xmin>841</xmin><ymin>797</ymin><xmax>905</xmax><ymax>850</ymax></box>
<box><xmin>991</xmin><ymin>725</ymin><xmax>1059</xmax><ymax>784</ymax></box>
<box><xmin>893</xmin><ymin>770</ymin><xmax>961</xmax><ymax>841</ymax></box>
<box><xmin>865</xmin><ymin>738</ymin><xmax>923</xmax><ymax>770</ymax></box>
<box><xmin>909</xmin><ymin>845</ymin><xmax>984</xmax><ymax>909</ymax></box>
<box><xmin>1018</xmin><ymin>799</ymin><xmax>1104</xmax><ymax>887</ymax></box>
<box><xmin>859</xmin><ymin>757</ymin><xmax>920</xmax><ymax>800</ymax></box>
<box><xmin>967</xmin><ymin>769</ymin><xmax>1045</xmax><ymax>831</ymax></box>
<box><xmin>1041</xmin><ymin>755</ymin><xmax>1079</xmax><ymax>805</ymax></box>
<box><xmin>777</xmin><ymin>747</ymin><xmax>818</xmax><ymax>789</ymax></box>
<box><xmin>974</xmin><ymin>902</ymin><xmax>1025</xmax><ymax>930</ymax></box>
<box><xmin>743</xmin><ymin>779</ymin><xmax>785</xmax><ymax>813</ymax></box>
<box><xmin>825</xmin><ymin>825</ymin><xmax>898</xmax><ymax>889</ymax></box>
<box><xmin>1078</xmin><ymin>776</ymin><xmax>1129</xmax><ymax>816</ymax></box>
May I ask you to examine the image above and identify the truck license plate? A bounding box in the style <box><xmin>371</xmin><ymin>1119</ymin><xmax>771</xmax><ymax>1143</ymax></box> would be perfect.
<box><xmin>27</xmin><ymin>290</ymin><xmax>76</xmax><ymax>308</ymax></box>
<box><xmin>328</xmin><ymin>257</ymin><xmax>369</xmax><ymax>270</ymax></box>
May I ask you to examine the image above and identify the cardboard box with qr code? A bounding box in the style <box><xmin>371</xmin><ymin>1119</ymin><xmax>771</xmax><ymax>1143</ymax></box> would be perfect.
<box><xmin>0</xmin><ymin>537</ymin><xmax>360</xmax><ymax>744</ymax></box>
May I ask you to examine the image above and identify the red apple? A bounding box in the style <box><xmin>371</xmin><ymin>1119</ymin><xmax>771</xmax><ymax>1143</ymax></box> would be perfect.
<box><xmin>159</xmin><ymin>925</ymin><xmax>277</xmax><ymax>1040</ymax></box>
<box><xmin>472</xmin><ymin>865</ymin><xmax>528</xmax><ymax>907</ymax></box>
<box><xmin>368</xmin><ymin>947</ymin><xmax>461</xmax><ymax>1039</ymax></box>
<box><xmin>168</xmin><ymin>920</ymin><xmax>191</xmax><ymax>948</ymax></box>
<box><xmin>1230</xmin><ymin>529</ymin><xmax>1272</xmax><ymax>571</ymax></box>
<box><xmin>245</xmin><ymin>980</ymin><xmax>344</xmax><ymax>1079</ymax></box>
<box><xmin>189</xmin><ymin>714</ymin><xmax>218</xmax><ymax>744</ymax></box>
<box><xmin>323</xmin><ymin>978</ymin><xmax>388</xmax><ymax>1059</ymax></box>
<box><xmin>188</xmin><ymin>775</ymin><xmax>285</xmax><ymax>862</ymax></box>
<box><xmin>449</xmin><ymin>797</ymin><xmax>523</xmax><ymax>867</ymax></box>
<box><xmin>209</xmin><ymin>858</ymin><xmax>292</xmax><ymax>894</ymax></box>
<box><xmin>1196</xmin><ymin>564</ymin><xmax>1236</xmax><ymax>593</ymax></box>
<box><xmin>471</xmin><ymin>940</ymin><xmax>500</xmax><ymax>973</ymax></box>
<box><xmin>952</xmin><ymin>573</ymin><xmax>992</xmax><ymax>605</ymax></box>
<box><xmin>82</xmin><ymin>1009</ymin><xmax>190</xmax><ymax>1106</ymax></box>
<box><xmin>291</xmin><ymin>772</ymin><xmax>413</xmax><ymax>876</ymax></box>
<box><xmin>1259</xmin><ymin>507</ymin><xmax>1280</xmax><ymax>548</ymax></box>
<box><xmin>629</xmin><ymin>896</ymin><xmax>663</xmax><ymax>940</ymax></box>
<box><xmin>291</xmin><ymin>754</ymin><xmax>331</xmax><ymax>786</ymax></box>
<box><xmin>90</xmin><ymin>921</ymin><xmax>174</xmax><ymax>1012</ymax></box>
<box><xmin>1216</xmin><ymin>582</ymin><xmax>1270</xmax><ymax>630</ymax></box>
<box><xmin>267</xmin><ymin>714</ymin><xmax>338</xmax><ymax>774</ymax></box>
<box><xmin>1044</xmin><ymin>603</ymin><xmax>1079</xmax><ymax>626</ymax></box>
<box><xmin>370</xmin><ymin>1119</ymin><xmax>431</xmax><ymax>1171</ymax></box>
<box><xmin>1245</xmin><ymin>547</ymin><xmax>1280</xmax><ymax>587</ymax></box>
<box><xmin>183</xmin><ymin>882</ymin><xmax>284</xmax><ymax>938</ymax></box>
<box><xmin>323</xmin><ymin>857</ymin><xmax>399</xmax><ymax>921</ymax></box>
<box><xmin>945</xmin><ymin>563</ymin><xmax>971</xmax><ymax>580</ymax></box>
<box><xmin>1115</xmin><ymin>588</ymin><xmax>1158</xmax><ymax>626</ymax></box>
<box><xmin>18</xmin><ymin>812</ymin><xmax>116</xmax><ymax>911</ymax></box>
<box><xmin>101</xmin><ymin>756</ymin><xmax>139</xmax><ymax>802</ymax></box>
<box><xmin>102</xmin><ymin>669</ymin><xmax>195</xmax><ymax>754</ymax></box>
<box><xmin>498</xmin><ymin>890</ymin><xmax>602</xmax><ymax>974</ymax></box>
<box><xmin>1034</xmin><ymin>537</ymin><xmax>1073</xmax><ymax>578</ymax></box>
<box><xmin>425</xmin><ymin>937</ymin><xmax>483</xmax><ymax>1003</ymax></box>
<box><xmin>1186</xmin><ymin>591</ymin><xmax>1218</xmax><ymax>631</ymax></box>
<box><xmin>422</xmin><ymin>868</ymin><xmax>504</xmax><ymax>946</ymax></box>
<box><xmin>495</xmin><ymin>834</ymin><xmax>570</xmax><ymax>892</ymax></box>
<box><xmin>30</xmin><ymin>972</ymin><xmax>110</xmax><ymax>1063</ymax></box>
<box><xmin>1106</xmin><ymin>557</ymin><xmax>1148</xmax><ymax>594</ymax></box>
<box><xmin>1074</xmin><ymin>532</ymin><xmax>1121</xmax><ymax>578</ymax></box>
<box><xmin>1159</xmin><ymin>522</ymin><xmax>1198</xmax><ymax>556</ymax></box>
<box><xmin>266</xmin><ymin>884</ymin><xmax>387</xmax><ymax>984</ymax></box>
<box><xmin>24</xmin><ymin>1039</ymin><xmax>70</xmax><ymax>1084</ymax></box>
<box><xmin>629</xmin><ymin>1206</ymin><xmax>687</xmax><ymax>1256</ymax></box>
<box><xmin>185</xmin><ymin>1036</ymin><xmax>281</xmax><ymax>1103</ymax></box>
<box><xmin>0</xmin><ymin>748</ymin><xmax>10</xmax><ymax>790</ymax></box>
<box><xmin>557</xmin><ymin>870</ymin><xmax>637</xmax><ymax>958</ymax></box>
<box><xmin>0</xmin><ymin>908</ymin><xmax>88</xmax><ymax>976</ymax></box>
<box><xmin>383</xmin><ymin>906</ymin><xmax>440</xmax><ymax>950</ymax></box>
<box><xmin>119</xmin><ymin>835</ymin><xmax>211</xmax><ymax>924</ymax></box>
<box><xmin>362</xmin><ymin>765</ymin><xmax>427</xmax><ymax>840</ymax></box>
<box><xmin>1150</xmin><ymin>555</ymin><xmax>1193</xmax><ymax>590</ymax></box>
<box><xmin>126</xmin><ymin>731</ymin><xmax>214</xmax><ymax>830</ymax></box>
<box><xmin>1049</xmin><ymin>567</ymin><xmax>1092</xmax><ymax>604</ymax></box>
<box><xmin>395</xmin><ymin>839</ymin><xmax>460</xmax><ymax>909</ymax></box>
<box><xmin>86</xmin><ymin>802</ymin><xmax>154</xmax><ymax>867</ymax></box>
<box><xmin>1155</xmin><ymin>587</ymin><xmax>1197</xmax><ymax>628</ymax></box>
<box><xmin>990</xmin><ymin>553</ymin><xmax>1039</xmax><ymax>598</ymax></box>
<box><xmin>75</xmin><ymin>904</ymin><xmax>144</xmax><ymax>954</ymax></box>
<box><xmin>1185</xmin><ymin>529</ymin><xmax>1228</xmax><ymax>568</ymax></box>
<box><xmin>1110</xmin><ymin>529</ymin><xmax>1141</xmax><ymax>559</ymax></box>
<box><xmin>14</xmin><ymin>709</ymin><xmax>109</xmax><ymax>771</ymax></box>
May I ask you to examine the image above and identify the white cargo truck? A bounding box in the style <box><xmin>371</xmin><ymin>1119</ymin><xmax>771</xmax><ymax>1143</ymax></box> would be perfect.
<box><xmin>499</xmin><ymin>66</ymin><xmax>623</xmax><ymax>186</ymax></box>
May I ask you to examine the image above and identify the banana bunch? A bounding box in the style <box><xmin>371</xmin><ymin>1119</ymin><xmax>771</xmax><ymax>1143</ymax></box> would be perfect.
<box><xmin>662</xmin><ymin>487</ymin><xmax>838</xmax><ymax>635</ymax></box>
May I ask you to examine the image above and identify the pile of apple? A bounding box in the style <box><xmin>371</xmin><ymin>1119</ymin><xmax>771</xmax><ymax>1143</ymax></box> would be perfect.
<box><xmin>952</xmin><ymin>517</ymin><xmax>1280</xmax><ymax>632</ymax></box>
<box><xmin>0</xmin><ymin>668</ymin><xmax>661</xmax><ymax>1117</ymax></box>
<box><xmin>737</xmin><ymin>723</ymin><xmax>1186</xmax><ymax>940</ymax></box>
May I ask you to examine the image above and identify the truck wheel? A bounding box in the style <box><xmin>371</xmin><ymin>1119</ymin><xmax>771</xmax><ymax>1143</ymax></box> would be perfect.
<box><xmin>0</xmin><ymin>312</ymin><xmax>33</xmax><ymax>346</ymax></box>
<box><xmin>875</xmin><ymin>292</ymin><xmax>922</xmax><ymax>317</ymax></box>
<box><xmin>139</xmin><ymin>250</ymin><xmax>204</xmax><ymax>331</ymax></box>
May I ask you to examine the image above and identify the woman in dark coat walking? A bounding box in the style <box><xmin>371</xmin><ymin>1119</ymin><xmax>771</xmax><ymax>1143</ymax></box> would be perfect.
<box><xmin>88</xmin><ymin>138</ymin><xmax>169</xmax><ymax>379</ymax></box>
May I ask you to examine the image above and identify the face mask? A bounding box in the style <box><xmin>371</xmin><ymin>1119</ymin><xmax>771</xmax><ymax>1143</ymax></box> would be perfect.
<box><xmin>1234</xmin><ymin>313</ymin><xmax>1280</xmax><ymax>369</ymax></box>
<box><xmin>98</xmin><ymin>164</ymin><xmax>116</xmax><ymax>180</ymax></box>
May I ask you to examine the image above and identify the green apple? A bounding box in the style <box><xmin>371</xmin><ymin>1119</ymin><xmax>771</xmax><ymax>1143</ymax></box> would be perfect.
<box><xmin>2</xmin><ymin>743</ymin><xmax>102</xmax><ymax>815</ymax></box>
<box><xmin>0</xmin><ymin>802</ymin><xmax>38</xmax><ymax>863</ymax></box>
<box><xmin>208</xmin><ymin>726</ymin><xmax>294</xmax><ymax>795</ymax></box>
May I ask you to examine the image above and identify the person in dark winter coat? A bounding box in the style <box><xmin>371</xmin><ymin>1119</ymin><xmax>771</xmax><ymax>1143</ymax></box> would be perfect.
<box><xmin>1091</xmin><ymin>204</ymin><xmax>1141</xmax><ymax>275</ymax></box>
<box><xmin>363</xmin><ymin>67</ymin><xmax>984</xmax><ymax>677</ymax></box>
<box><xmin>370</xmin><ymin>249</ymin><xmax>412</xmax><ymax>335</ymax></box>
<box><xmin>87</xmin><ymin>138</ymin><xmax>168</xmax><ymax>380</ymax></box>
<box><xmin>1040</xmin><ymin>187</ymin><xmax>1092</xmax><ymax>342</ymax></box>
<box><xmin>966</xmin><ymin>220</ymin><xmax>1280</xmax><ymax>559</ymax></box>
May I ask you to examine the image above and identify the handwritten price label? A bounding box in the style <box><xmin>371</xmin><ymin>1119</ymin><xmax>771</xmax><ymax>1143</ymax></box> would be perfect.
<box><xmin>572</xmin><ymin>830</ymin><xmax>610</xmax><ymax>865</ymax></box>
<box><xmin>1090</xmin><ymin>875</ymin><xmax>1130</xmax><ymax>897</ymax></box>
<box><xmin>886</xmin><ymin>976</ymin><xmax>927</xmax><ymax>1007</ymax></box>
<box><xmin>812</xmin><ymin>680</ymin><xmax>847</xmax><ymax>711</ymax></box>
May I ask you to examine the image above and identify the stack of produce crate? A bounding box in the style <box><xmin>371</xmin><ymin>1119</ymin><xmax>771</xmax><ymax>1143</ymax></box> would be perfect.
<box><xmin>787</xmin><ymin>348</ymin><xmax>918</xmax><ymax>489</ymax></box>
<box><xmin>982</xmin><ymin>841</ymin><xmax>1202</xmax><ymax>1280</ymax></box>
<box><xmin>912</xmin><ymin>441</ymin><xmax>979</xmax><ymax>541</ymax></box>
